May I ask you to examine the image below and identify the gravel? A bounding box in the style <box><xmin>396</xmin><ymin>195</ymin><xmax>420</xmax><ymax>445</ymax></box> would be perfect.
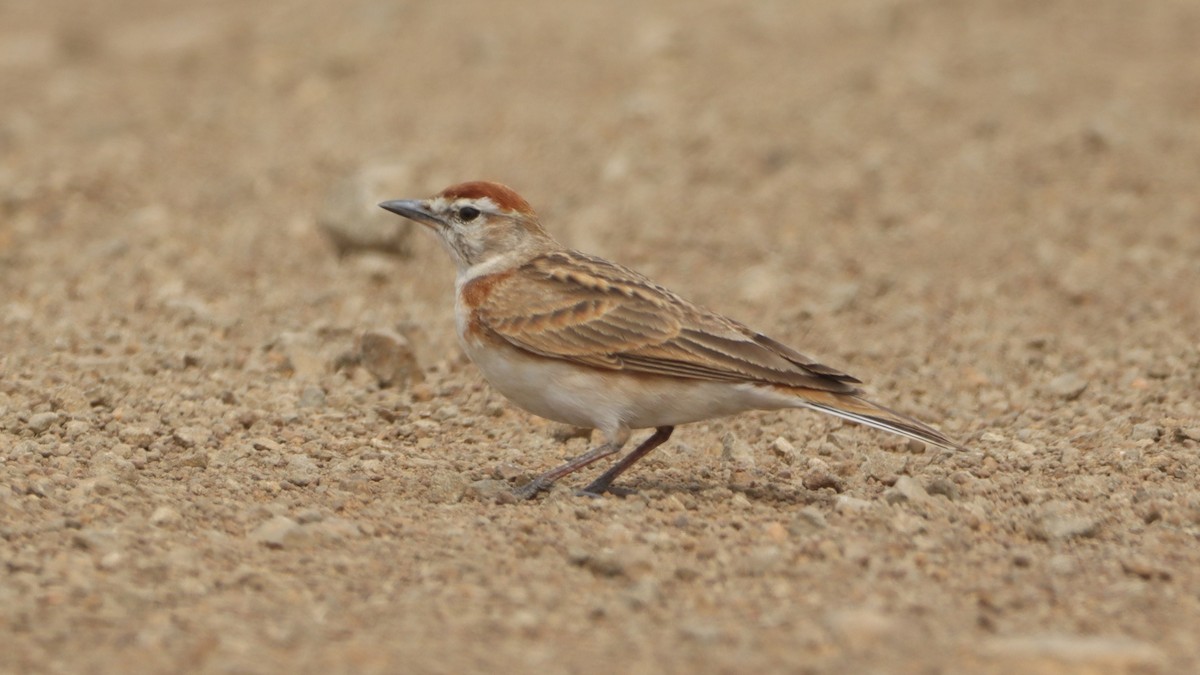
<box><xmin>2</xmin><ymin>1</ymin><xmax>1198</xmax><ymax>673</ymax></box>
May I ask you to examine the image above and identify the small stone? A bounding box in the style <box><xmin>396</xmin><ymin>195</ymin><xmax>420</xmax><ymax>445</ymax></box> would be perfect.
<box><xmin>305</xmin><ymin>517</ymin><xmax>361</xmax><ymax>542</ymax></box>
<box><xmin>826</xmin><ymin>609</ymin><xmax>897</xmax><ymax>649</ymax></box>
<box><xmin>426</xmin><ymin>472</ymin><xmax>468</xmax><ymax>504</ymax></box>
<box><xmin>1012</xmin><ymin>440</ymin><xmax>1038</xmax><ymax>456</ymax></box>
<box><xmin>1145</xmin><ymin>362</ymin><xmax>1171</xmax><ymax>379</ymax></box>
<box><xmin>926</xmin><ymin>477</ymin><xmax>959</xmax><ymax>500</ymax></box>
<box><xmin>119</xmin><ymin>425</ymin><xmax>157</xmax><ymax>448</ymax></box>
<box><xmin>250</xmin><ymin>516</ymin><xmax>300</xmax><ymax>549</ymax></box>
<box><xmin>286</xmin><ymin>454</ymin><xmax>319</xmax><ymax>486</ymax></box>
<box><xmin>172</xmin><ymin>426</ymin><xmax>212</xmax><ymax>449</ymax></box>
<box><xmin>273</xmin><ymin>332</ymin><xmax>325</xmax><ymax>379</ymax></box>
<box><xmin>295</xmin><ymin>508</ymin><xmax>325</xmax><ymax>524</ymax></box>
<box><xmin>570</xmin><ymin>547</ymin><xmax>640</xmax><ymax>578</ymax></box>
<box><xmin>790</xmin><ymin>506</ymin><xmax>828</xmax><ymax>533</ymax></box>
<box><xmin>1046</xmin><ymin>373</ymin><xmax>1087</xmax><ymax>400</ymax></box>
<box><xmin>674</xmin><ymin>564</ymin><xmax>701</xmax><ymax>582</ymax></box>
<box><xmin>1176</xmin><ymin>427</ymin><xmax>1200</xmax><ymax>442</ymax></box>
<box><xmin>1048</xmin><ymin>554</ymin><xmax>1077</xmax><ymax>576</ymax></box>
<box><xmin>835</xmin><ymin>495</ymin><xmax>872</xmax><ymax>513</ymax></box>
<box><xmin>299</xmin><ymin>385</ymin><xmax>326</xmax><ymax>408</ymax></box>
<box><xmin>359</xmin><ymin>330</ymin><xmax>422</xmax><ymax>388</ymax></box>
<box><xmin>1120</xmin><ymin>557</ymin><xmax>1171</xmax><ymax>581</ymax></box>
<box><xmin>492</xmin><ymin>463</ymin><xmax>528</xmax><ymax>481</ymax></box>
<box><xmin>550</xmin><ymin>425</ymin><xmax>592</xmax><ymax>442</ymax></box>
<box><xmin>64</xmin><ymin>420</ymin><xmax>90</xmax><ymax>440</ymax></box>
<box><xmin>739</xmin><ymin>545</ymin><xmax>784</xmax><ymax>575</ymax></box>
<box><xmin>252</xmin><ymin>438</ymin><xmax>283</xmax><ymax>453</ymax></box>
<box><xmin>571</xmin><ymin>547</ymin><xmax>628</xmax><ymax>571</ymax></box>
<box><xmin>862</xmin><ymin>451</ymin><xmax>908</xmax><ymax>483</ymax></box>
<box><xmin>74</xmin><ymin>476</ymin><xmax>116</xmax><ymax>497</ymax></box>
<box><xmin>679</xmin><ymin>620</ymin><xmax>723</xmax><ymax>643</ymax></box>
<box><xmin>431</xmin><ymin>405</ymin><xmax>460</xmax><ymax>422</ymax></box>
<box><xmin>1031</xmin><ymin>506</ymin><xmax>1099</xmax><ymax>541</ymax></box>
<box><xmin>884</xmin><ymin>475</ymin><xmax>930</xmax><ymax>505</ymax></box>
<box><xmin>318</xmin><ymin>163</ymin><xmax>415</xmax><ymax>257</ymax></box>
<box><xmin>149</xmin><ymin>506</ymin><xmax>181</xmax><ymax>527</ymax></box>
<box><xmin>770</xmin><ymin>437</ymin><xmax>796</xmax><ymax>463</ymax></box>
<box><xmin>763</xmin><ymin>522</ymin><xmax>788</xmax><ymax>543</ymax></box>
<box><xmin>1129</xmin><ymin>423</ymin><xmax>1161</xmax><ymax>442</ymax></box>
<box><xmin>824</xmin><ymin>282</ymin><xmax>861</xmax><ymax>313</ymax></box>
<box><xmin>802</xmin><ymin>465</ymin><xmax>844</xmax><ymax>492</ymax></box>
<box><xmin>622</xmin><ymin>578</ymin><xmax>662</xmax><ymax>609</ymax></box>
<box><xmin>981</xmin><ymin>635</ymin><xmax>1164</xmax><ymax>671</ymax></box>
<box><xmin>25</xmin><ymin>477</ymin><xmax>53</xmax><ymax>498</ymax></box>
<box><xmin>97</xmin><ymin>551</ymin><xmax>123</xmax><ymax>570</ymax></box>
<box><xmin>721</xmin><ymin>432</ymin><xmax>756</xmax><ymax>469</ymax></box>
<box><xmin>180</xmin><ymin>451</ymin><xmax>209</xmax><ymax>469</ymax></box>
<box><xmin>27</xmin><ymin>412</ymin><xmax>59</xmax><ymax>434</ymax></box>
<box><xmin>464</xmin><ymin>479</ymin><xmax>518</xmax><ymax>504</ymax></box>
<box><xmin>72</xmin><ymin>529</ymin><xmax>116</xmax><ymax>552</ymax></box>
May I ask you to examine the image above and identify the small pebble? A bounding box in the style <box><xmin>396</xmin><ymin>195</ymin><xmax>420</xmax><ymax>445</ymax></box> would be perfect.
<box><xmin>27</xmin><ymin>412</ymin><xmax>59</xmax><ymax>434</ymax></box>
<box><xmin>1032</xmin><ymin>512</ymin><xmax>1099</xmax><ymax>541</ymax></box>
<box><xmin>1046</xmin><ymin>373</ymin><xmax>1088</xmax><ymax>400</ymax></box>
<box><xmin>803</xmin><ymin>466</ymin><xmax>844</xmax><ymax>492</ymax></box>
<box><xmin>770</xmin><ymin>437</ymin><xmax>796</xmax><ymax>463</ymax></box>
<box><xmin>250</xmin><ymin>516</ymin><xmax>300</xmax><ymax>549</ymax></box>
<box><xmin>926</xmin><ymin>478</ymin><xmax>959</xmax><ymax>500</ymax></box>
<box><xmin>299</xmin><ymin>385</ymin><xmax>326</xmax><ymax>408</ymax></box>
<box><xmin>286</xmin><ymin>454</ymin><xmax>319</xmax><ymax>487</ymax></box>
<box><xmin>149</xmin><ymin>506</ymin><xmax>181</xmax><ymax>527</ymax></box>
<box><xmin>981</xmin><ymin>634</ymin><xmax>1164</xmax><ymax>670</ymax></box>
<box><xmin>318</xmin><ymin>163</ymin><xmax>415</xmax><ymax>257</ymax></box>
<box><xmin>1129</xmin><ymin>423</ymin><xmax>1161</xmax><ymax>442</ymax></box>
<box><xmin>464</xmin><ymin>479</ymin><xmax>518</xmax><ymax>504</ymax></box>
<box><xmin>721</xmin><ymin>432</ymin><xmax>756</xmax><ymax>469</ymax></box>
<box><xmin>359</xmin><ymin>330</ymin><xmax>422</xmax><ymax>388</ymax></box>
<box><xmin>884</xmin><ymin>476</ymin><xmax>930</xmax><ymax>504</ymax></box>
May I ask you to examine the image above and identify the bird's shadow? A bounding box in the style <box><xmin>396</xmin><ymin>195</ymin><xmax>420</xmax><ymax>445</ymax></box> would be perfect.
<box><xmin>591</xmin><ymin>478</ymin><xmax>835</xmax><ymax>508</ymax></box>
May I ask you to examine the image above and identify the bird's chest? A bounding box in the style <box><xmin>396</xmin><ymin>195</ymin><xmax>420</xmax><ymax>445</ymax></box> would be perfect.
<box><xmin>457</xmin><ymin>326</ymin><xmax>603</xmax><ymax>427</ymax></box>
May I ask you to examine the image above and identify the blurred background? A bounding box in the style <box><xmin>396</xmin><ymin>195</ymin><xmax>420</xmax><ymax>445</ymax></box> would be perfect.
<box><xmin>2</xmin><ymin>0</ymin><xmax>1199</xmax><ymax>672</ymax></box>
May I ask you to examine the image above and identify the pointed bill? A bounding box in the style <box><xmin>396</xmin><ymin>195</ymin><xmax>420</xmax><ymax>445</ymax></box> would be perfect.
<box><xmin>379</xmin><ymin>199</ymin><xmax>444</xmax><ymax>228</ymax></box>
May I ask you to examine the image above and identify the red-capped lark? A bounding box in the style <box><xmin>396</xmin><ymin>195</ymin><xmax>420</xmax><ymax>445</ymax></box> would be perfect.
<box><xmin>381</xmin><ymin>181</ymin><xmax>961</xmax><ymax>499</ymax></box>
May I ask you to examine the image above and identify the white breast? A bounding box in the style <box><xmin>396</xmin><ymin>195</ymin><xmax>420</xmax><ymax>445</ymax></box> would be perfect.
<box><xmin>457</xmin><ymin>330</ymin><xmax>796</xmax><ymax>437</ymax></box>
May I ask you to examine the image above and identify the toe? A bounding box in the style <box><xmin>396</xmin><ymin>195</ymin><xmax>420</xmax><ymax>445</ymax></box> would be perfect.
<box><xmin>513</xmin><ymin>478</ymin><xmax>546</xmax><ymax>500</ymax></box>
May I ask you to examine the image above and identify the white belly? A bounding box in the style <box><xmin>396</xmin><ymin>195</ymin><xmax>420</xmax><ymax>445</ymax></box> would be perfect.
<box><xmin>459</xmin><ymin>332</ymin><xmax>796</xmax><ymax>436</ymax></box>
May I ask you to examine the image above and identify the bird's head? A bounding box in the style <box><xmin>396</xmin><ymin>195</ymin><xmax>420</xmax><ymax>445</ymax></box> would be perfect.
<box><xmin>380</xmin><ymin>181</ymin><xmax>553</xmax><ymax>271</ymax></box>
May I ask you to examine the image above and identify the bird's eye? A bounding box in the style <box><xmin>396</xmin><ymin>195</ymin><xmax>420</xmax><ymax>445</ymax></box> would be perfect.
<box><xmin>458</xmin><ymin>206</ymin><xmax>480</xmax><ymax>222</ymax></box>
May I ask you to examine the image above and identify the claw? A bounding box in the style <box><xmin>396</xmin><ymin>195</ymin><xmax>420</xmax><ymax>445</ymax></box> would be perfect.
<box><xmin>576</xmin><ymin>482</ymin><xmax>637</xmax><ymax>498</ymax></box>
<box><xmin>513</xmin><ymin>478</ymin><xmax>549</xmax><ymax>500</ymax></box>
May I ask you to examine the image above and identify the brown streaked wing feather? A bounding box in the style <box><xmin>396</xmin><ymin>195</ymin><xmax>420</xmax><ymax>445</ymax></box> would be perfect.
<box><xmin>752</xmin><ymin>333</ymin><xmax>861</xmax><ymax>382</ymax></box>
<box><xmin>474</xmin><ymin>251</ymin><xmax>859</xmax><ymax>393</ymax></box>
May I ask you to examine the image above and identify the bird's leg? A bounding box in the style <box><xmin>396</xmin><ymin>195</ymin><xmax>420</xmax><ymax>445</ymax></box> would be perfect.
<box><xmin>513</xmin><ymin>428</ymin><xmax>630</xmax><ymax>500</ymax></box>
<box><xmin>579</xmin><ymin>426</ymin><xmax>674</xmax><ymax>496</ymax></box>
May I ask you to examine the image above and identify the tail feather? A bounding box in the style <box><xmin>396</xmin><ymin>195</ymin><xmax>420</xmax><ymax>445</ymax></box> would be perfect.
<box><xmin>797</xmin><ymin>390</ymin><xmax>962</xmax><ymax>451</ymax></box>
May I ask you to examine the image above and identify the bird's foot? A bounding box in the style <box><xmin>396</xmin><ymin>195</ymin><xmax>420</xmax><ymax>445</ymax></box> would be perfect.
<box><xmin>513</xmin><ymin>477</ymin><xmax>551</xmax><ymax>500</ymax></box>
<box><xmin>575</xmin><ymin>481</ymin><xmax>637</xmax><ymax>498</ymax></box>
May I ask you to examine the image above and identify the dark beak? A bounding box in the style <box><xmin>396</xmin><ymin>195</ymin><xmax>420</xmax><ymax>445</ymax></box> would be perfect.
<box><xmin>378</xmin><ymin>199</ymin><xmax>444</xmax><ymax>228</ymax></box>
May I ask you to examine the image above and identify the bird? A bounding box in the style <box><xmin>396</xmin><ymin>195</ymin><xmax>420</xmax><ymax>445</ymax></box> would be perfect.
<box><xmin>379</xmin><ymin>181</ymin><xmax>961</xmax><ymax>499</ymax></box>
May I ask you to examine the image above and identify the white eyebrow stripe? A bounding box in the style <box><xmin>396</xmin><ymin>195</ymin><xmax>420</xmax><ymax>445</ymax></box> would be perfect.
<box><xmin>429</xmin><ymin>196</ymin><xmax>501</xmax><ymax>214</ymax></box>
<box><xmin>459</xmin><ymin>197</ymin><xmax>499</xmax><ymax>211</ymax></box>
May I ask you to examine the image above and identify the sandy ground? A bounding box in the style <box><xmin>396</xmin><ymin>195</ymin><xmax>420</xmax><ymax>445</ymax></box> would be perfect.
<box><xmin>2</xmin><ymin>0</ymin><xmax>1199</xmax><ymax>672</ymax></box>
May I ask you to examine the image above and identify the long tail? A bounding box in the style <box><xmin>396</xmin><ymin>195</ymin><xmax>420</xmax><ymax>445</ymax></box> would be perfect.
<box><xmin>796</xmin><ymin>390</ymin><xmax>963</xmax><ymax>451</ymax></box>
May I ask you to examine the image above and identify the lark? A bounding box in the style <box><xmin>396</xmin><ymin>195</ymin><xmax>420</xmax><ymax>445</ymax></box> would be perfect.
<box><xmin>380</xmin><ymin>181</ymin><xmax>961</xmax><ymax>499</ymax></box>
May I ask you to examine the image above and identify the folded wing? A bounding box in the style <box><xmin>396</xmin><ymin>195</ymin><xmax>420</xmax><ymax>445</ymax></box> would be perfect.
<box><xmin>475</xmin><ymin>251</ymin><xmax>861</xmax><ymax>394</ymax></box>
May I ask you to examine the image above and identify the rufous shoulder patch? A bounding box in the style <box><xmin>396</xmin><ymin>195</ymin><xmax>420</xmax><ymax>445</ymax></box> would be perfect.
<box><xmin>460</xmin><ymin>269</ymin><xmax>514</xmax><ymax>309</ymax></box>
